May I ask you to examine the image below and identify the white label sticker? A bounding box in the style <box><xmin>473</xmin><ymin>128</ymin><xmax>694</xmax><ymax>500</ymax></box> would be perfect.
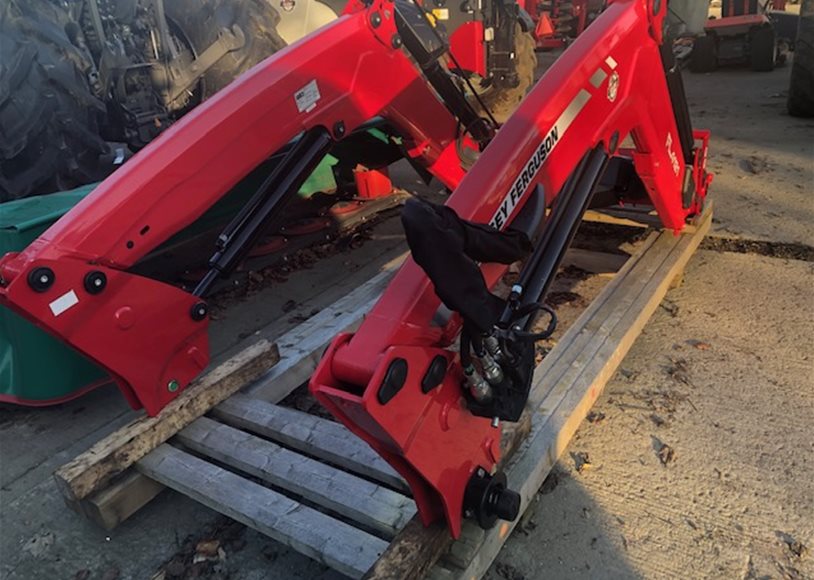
<box><xmin>49</xmin><ymin>290</ymin><xmax>79</xmax><ymax>317</ymax></box>
<box><xmin>294</xmin><ymin>80</ymin><xmax>321</xmax><ymax>113</ymax></box>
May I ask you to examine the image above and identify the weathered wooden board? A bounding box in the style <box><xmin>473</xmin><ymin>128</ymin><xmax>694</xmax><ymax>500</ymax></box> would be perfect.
<box><xmin>73</xmin><ymin>470</ymin><xmax>166</xmax><ymax>531</ymax></box>
<box><xmin>175</xmin><ymin>416</ymin><xmax>416</xmax><ymax>537</ymax></box>
<box><xmin>53</xmin><ymin>339</ymin><xmax>280</xmax><ymax>504</ymax></box>
<box><xmin>138</xmin><ymin>445</ymin><xmax>388</xmax><ymax>579</ymax></box>
<box><xmin>213</xmin><ymin>394</ymin><xmax>409</xmax><ymax>493</ymax></box>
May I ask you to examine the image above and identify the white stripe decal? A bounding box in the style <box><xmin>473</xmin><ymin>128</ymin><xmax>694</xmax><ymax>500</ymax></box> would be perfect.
<box><xmin>589</xmin><ymin>68</ymin><xmax>608</xmax><ymax>88</ymax></box>
<box><xmin>605</xmin><ymin>55</ymin><xmax>618</xmax><ymax>70</ymax></box>
<box><xmin>49</xmin><ymin>290</ymin><xmax>79</xmax><ymax>317</ymax></box>
<box><xmin>489</xmin><ymin>89</ymin><xmax>592</xmax><ymax>230</ymax></box>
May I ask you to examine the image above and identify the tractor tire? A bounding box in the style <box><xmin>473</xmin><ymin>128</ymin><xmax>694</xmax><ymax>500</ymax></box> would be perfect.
<box><xmin>749</xmin><ymin>25</ymin><xmax>776</xmax><ymax>71</ymax></box>
<box><xmin>690</xmin><ymin>34</ymin><xmax>718</xmax><ymax>73</ymax></box>
<box><xmin>788</xmin><ymin>0</ymin><xmax>814</xmax><ymax>117</ymax></box>
<box><xmin>164</xmin><ymin>0</ymin><xmax>287</xmax><ymax>98</ymax></box>
<box><xmin>480</xmin><ymin>26</ymin><xmax>538</xmax><ymax>123</ymax></box>
<box><xmin>0</xmin><ymin>0</ymin><xmax>109</xmax><ymax>201</ymax></box>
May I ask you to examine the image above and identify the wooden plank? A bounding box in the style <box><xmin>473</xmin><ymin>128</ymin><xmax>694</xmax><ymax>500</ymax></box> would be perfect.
<box><xmin>213</xmin><ymin>394</ymin><xmax>409</xmax><ymax>493</ymax></box>
<box><xmin>53</xmin><ymin>339</ymin><xmax>280</xmax><ymax>504</ymax></box>
<box><xmin>75</xmin><ymin>471</ymin><xmax>166</xmax><ymax>530</ymax></box>
<box><xmin>450</xmin><ymin>205</ymin><xmax>712</xmax><ymax>579</ymax></box>
<box><xmin>583</xmin><ymin>207</ymin><xmax>663</xmax><ymax>229</ymax></box>
<box><xmin>527</xmin><ymin>231</ymin><xmax>662</xmax><ymax>412</ymax></box>
<box><xmin>363</xmin><ymin>519</ymin><xmax>451</xmax><ymax>580</ymax></box>
<box><xmin>138</xmin><ymin>444</ymin><xmax>387</xmax><ymax>579</ymax></box>
<box><xmin>175</xmin><ymin>417</ymin><xmax>416</xmax><ymax>537</ymax></box>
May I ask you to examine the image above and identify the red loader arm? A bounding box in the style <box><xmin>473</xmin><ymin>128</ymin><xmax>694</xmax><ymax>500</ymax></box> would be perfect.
<box><xmin>311</xmin><ymin>0</ymin><xmax>712</xmax><ymax>537</ymax></box>
<box><xmin>0</xmin><ymin>0</ymin><xmax>479</xmax><ymax>415</ymax></box>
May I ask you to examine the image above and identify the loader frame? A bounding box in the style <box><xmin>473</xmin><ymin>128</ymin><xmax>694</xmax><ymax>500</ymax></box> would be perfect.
<box><xmin>1</xmin><ymin>0</ymin><xmax>711</xmax><ymax>537</ymax></box>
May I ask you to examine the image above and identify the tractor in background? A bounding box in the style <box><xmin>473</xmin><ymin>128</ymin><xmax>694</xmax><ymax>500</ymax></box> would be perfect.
<box><xmin>0</xmin><ymin>0</ymin><xmax>537</xmax><ymax>202</ymax></box>
<box><xmin>525</xmin><ymin>0</ymin><xmax>606</xmax><ymax>49</ymax></box>
<box><xmin>690</xmin><ymin>0</ymin><xmax>792</xmax><ymax>72</ymax></box>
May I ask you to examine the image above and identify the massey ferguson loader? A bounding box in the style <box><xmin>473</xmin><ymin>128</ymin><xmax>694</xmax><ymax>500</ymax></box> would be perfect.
<box><xmin>0</xmin><ymin>0</ymin><xmax>711</xmax><ymax>538</ymax></box>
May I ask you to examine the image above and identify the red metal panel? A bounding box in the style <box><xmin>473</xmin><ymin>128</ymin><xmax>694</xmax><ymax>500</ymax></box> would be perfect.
<box><xmin>449</xmin><ymin>22</ymin><xmax>486</xmax><ymax>78</ymax></box>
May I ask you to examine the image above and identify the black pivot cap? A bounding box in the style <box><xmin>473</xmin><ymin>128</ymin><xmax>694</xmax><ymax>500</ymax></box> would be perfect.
<box><xmin>421</xmin><ymin>355</ymin><xmax>447</xmax><ymax>393</ymax></box>
<box><xmin>190</xmin><ymin>302</ymin><xmax>208</xmax><ymax>321</ymax></box>
<box><xmin>464</xmin><ymin>469</ymin><xmax>521</xmax><ymax>529</ymax></box>
<box><xmin>28</xmin><ymin>267</ymin><xmax>55</xmax><ymax>293</ymax></box>
<box><xmin>84</xmin><ymin>271</ymin><xmax>107</xmax><ymax>294</ymax></box>
<box><xmin>378</xmin><ymin>358</ymin><xmax>408</xmax><ymax>405</ymax></box>
<box><xmin>491</xmin><ymin>486</ymin><xmax>521</xmax><ymax>521</ymax></box>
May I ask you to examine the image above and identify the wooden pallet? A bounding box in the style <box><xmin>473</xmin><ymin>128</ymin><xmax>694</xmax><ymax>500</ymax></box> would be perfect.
<box><xmin>55</xmin><ymin>204</ymin><xmax>711</xmax><ymax>578</ymax></box>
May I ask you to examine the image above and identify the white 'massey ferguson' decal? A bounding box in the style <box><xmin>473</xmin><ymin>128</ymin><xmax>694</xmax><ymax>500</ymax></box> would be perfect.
<box><xmin>489</xmin><ymin>89</ymin><xmax>592</xmax><ymax>229</ymax></box>
<box><xmin>666</xmin><ymin>132</ymin><xmax>681</xmax><ymax>176</ymax></box>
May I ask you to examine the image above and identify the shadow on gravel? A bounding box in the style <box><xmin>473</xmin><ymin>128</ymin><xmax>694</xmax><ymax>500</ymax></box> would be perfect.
<box><xmin>485</xmin><ymin>467</ymin><xmax>640</xmax><ymax>580</ymax></box>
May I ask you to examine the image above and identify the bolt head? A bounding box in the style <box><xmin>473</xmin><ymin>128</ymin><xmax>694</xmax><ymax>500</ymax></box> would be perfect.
<box><xmin>190</xmin><ymin>302</ymin><xmax>208</xmax><ymax>321</ymax></box>
<box><xmin>167</xmin><ymin>379</ymin><xmax>180</xmax><ymax>392</ymax></box>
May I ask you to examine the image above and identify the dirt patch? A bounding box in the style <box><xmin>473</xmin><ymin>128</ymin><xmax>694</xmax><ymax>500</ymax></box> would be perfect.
<box><xmin>153</xmin><ymin>516</ymin><xmax>247</xmax><ymax>580</ymax></box>
<box><xmin>279</xmin><ymin>384</ymin><xmax>334</xmax><ymax>420</ymax></box>
<box><xmin>572</xmin><ymin>221</ymin><xmax>652</xmax><ymax>254</ymax></box>
<box><xmin>701</xmin><ymin>236</ymin><xmax>814</xmax><ymax>261</ymax></box>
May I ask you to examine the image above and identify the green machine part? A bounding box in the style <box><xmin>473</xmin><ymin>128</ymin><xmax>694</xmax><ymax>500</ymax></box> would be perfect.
<box><xmin>0</xmin><ymin>154</ymin><xmax>341</xmax><ymax>405</ymax></box>
<box><xmin>0</xmin><ymin>185</ymin><xmax>110</xmax><ymax>404</ymax></box>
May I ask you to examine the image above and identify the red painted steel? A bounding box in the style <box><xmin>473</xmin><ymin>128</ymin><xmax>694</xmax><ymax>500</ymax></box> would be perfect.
<box><xmin>312</xmin><ymin>0</ymin><xmax>711</xmax><ymax>537</ymax></box>
<box><xmin>449</xmin><ymin>22</ymin><xmax>486</xmax><ymax>77</ymax></box>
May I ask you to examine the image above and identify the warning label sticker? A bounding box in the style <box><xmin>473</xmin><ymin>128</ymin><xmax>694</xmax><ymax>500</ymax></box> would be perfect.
<box><xmin>49</xmin><ymin>290</ymin><xmax>79</xmax><ymax>317</ymax></box>
<box><xmin>295</xmin><ymin>80</ymin><xmax>321</xmax><ymax>113</ymax></box>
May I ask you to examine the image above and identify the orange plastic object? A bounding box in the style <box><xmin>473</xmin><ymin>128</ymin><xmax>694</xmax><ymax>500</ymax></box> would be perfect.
<box><xmin>353</xmin><ymin>167</ymin><xmax>392</xmax><ymax>199</ymax></box>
